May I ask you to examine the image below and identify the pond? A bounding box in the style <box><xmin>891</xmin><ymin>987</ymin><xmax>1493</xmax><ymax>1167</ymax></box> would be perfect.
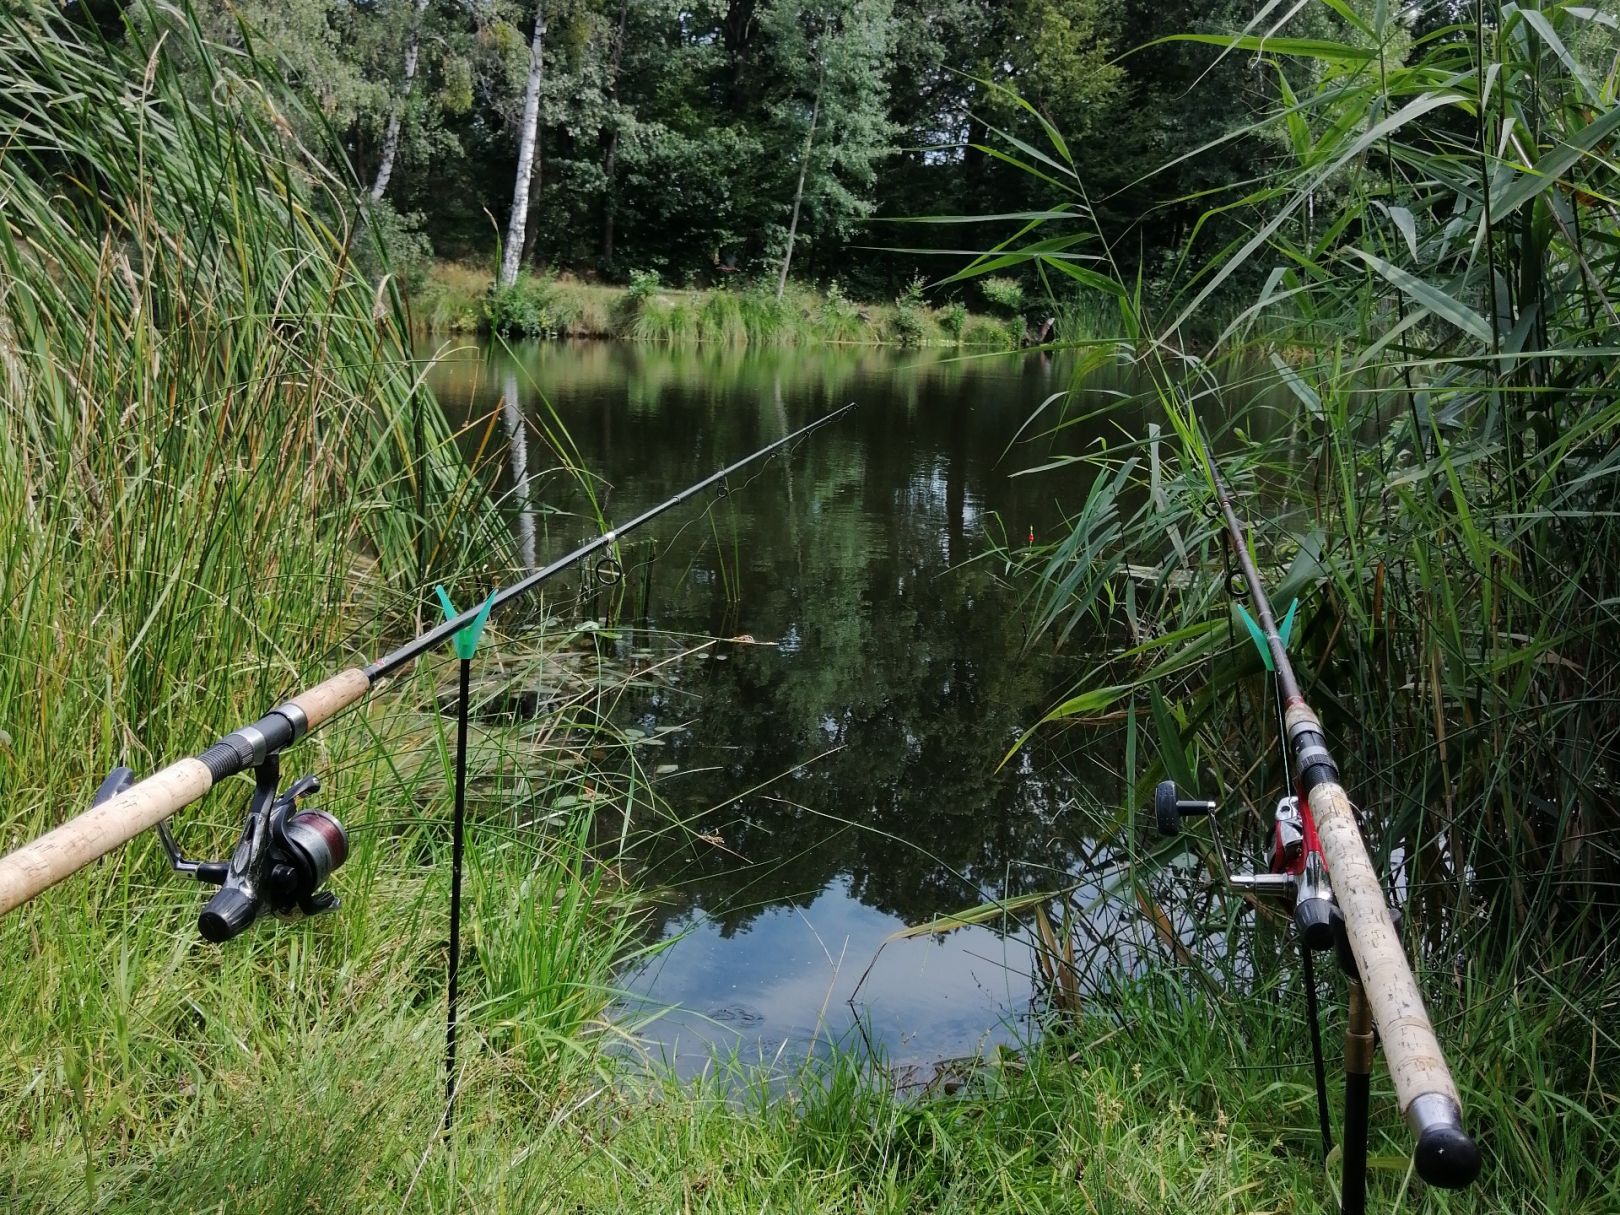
<box><xmin>425</xmin><ymin>339</ymin><xmax>1178</xmax><ymax>1079</ymax></box>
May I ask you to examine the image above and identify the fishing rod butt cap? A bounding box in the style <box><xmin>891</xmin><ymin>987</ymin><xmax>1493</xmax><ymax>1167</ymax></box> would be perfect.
<box><xmin>1408</xmin><ymin>1093</ymin><xmax>1481</xmax><ymax>1189</ymax></box>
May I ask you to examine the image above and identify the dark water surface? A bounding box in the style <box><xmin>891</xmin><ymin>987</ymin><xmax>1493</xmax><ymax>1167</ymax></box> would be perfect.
<box><xmin>425</xmin><ymin>340</ymin><xmax>1156</xmax><ymax>1076</ymax></box>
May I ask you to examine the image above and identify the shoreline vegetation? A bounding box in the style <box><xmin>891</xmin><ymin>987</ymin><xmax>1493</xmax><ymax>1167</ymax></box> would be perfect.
<box><xmin>411</xmin><ymin>261</ymin><xmax>1104</xmax><ymax>349</ymax></box>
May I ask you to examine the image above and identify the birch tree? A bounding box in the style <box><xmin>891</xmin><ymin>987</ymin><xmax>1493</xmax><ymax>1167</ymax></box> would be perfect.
<box><xmin>500</xmin><ymin>1</ymin><xmax>546</xmax><ymax>288</ymax></box>
<box><xmin>370</xmin><ymin>0</ymin><xmax>432</xmax><ymax>202</ymax></box>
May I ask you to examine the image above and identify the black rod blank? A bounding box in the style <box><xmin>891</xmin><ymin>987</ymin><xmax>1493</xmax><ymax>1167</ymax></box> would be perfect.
<box><xmin>366</xmin><ymin>403</ymin><xmax>855</xmax><ymax>680</ymax></box>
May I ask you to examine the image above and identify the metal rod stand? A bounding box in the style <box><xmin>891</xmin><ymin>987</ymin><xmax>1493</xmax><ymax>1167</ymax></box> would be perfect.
<box><xmin>443</xmin><ymin>656</ymin><xmax>471</xmax><ymax>1135</ymax></box>
<box><xmin>1341</xmin><ymin>979</ymin><xmax>1375</xmax><ymax>1215</ymax></box>
<box><xmin>1302</xmin><ymin>943</ymin><xmax>1334</xmax><ymax>1160</ymax></box>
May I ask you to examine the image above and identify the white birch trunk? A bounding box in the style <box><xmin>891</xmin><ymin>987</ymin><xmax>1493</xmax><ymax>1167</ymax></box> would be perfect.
<box><xmin>500</xmin><ymin>4</ymin><xmax>547</xmax><ymax>289</ymax></box>
<box><xmin>369</xmin><ymin>0</ymin><xmax>432</xmax><ymax>203</ymax></box>
<box><xmin>776</xmin><ymin>84</ymin><xmax>821</xmax><ymax>300</ymax></box>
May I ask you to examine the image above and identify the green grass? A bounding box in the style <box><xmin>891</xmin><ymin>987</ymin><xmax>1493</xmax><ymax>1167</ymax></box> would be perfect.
<box><xmin>14</xmin><ymin>961</ymin><xmax>1609</xmax><ymax>1212</ymax></box>
<box><xmin>416</xmin><ymin>263</ymin><xmax>1028</xmax><ymax>348</ymax></box>
<box><xmin>0</xmin><ymin>6</ymin><xmax>645</xmax><ymax>1209</ymax></box>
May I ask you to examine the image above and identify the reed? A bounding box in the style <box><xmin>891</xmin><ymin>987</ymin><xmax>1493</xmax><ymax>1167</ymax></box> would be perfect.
<box><xmin>985</xmin><ymin>5</ymin><xmax>1619</xmax><ymax>1206</ymax></box>
<box><xmin>0</xmin><ymin>5</ymin><xmax>644</xmax><ymax>1207</ymax></box>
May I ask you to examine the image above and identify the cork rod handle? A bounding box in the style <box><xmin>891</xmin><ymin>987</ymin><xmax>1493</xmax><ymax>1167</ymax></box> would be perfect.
<box><xmin>0</xmin><ymin>667</ymin><xmax>374</xmax><ymax>918</ymax></box>
<box><xmin>0</xmin><ymin>758</ymin><xmax>214</xmax><ymax>915</ymax></box>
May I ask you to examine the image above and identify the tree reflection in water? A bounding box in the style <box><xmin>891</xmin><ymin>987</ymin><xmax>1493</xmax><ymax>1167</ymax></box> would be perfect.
<box><xmin>427</xmin><ymin>340</ymin><xmax>1175</xmax><ymax>1070</ymax></box>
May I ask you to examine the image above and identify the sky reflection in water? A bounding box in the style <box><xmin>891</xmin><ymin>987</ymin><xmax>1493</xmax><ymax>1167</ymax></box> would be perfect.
<box><xmin>426</xmin><ymin>340</ymin><xmax>1164</xmax><ymax>1075</ymax></box>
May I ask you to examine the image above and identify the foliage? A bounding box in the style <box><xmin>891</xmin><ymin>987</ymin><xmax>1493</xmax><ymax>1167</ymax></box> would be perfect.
<box><xmin>487</xmin><ymin>272</ymin><xmax>563</xmax><ymax>337</ymax></box>
<box><xmin>819</xmin><ymin>278</ymin><xmax>868</xmax><ymax>342</ymax></box>
<box><xmin>978</xmin><ymin>275</ymin><xmax>1026</xmax><ymax>315</ymax></box>
<box><xmin>889</xmin><ymin>274</ymin><xmax>929</xmax><ymax>345</ymax></box>
<box><xmin>960</xmin><ymin>313</ymin><xmax>1021</xmax><ymax>349</ymax></box>
<box><xmin>105</xmin><ymin>0</ymin><xmax>1320</xmax><ymax>297</ymax></box>
<box><xmin>625</xmin><ymin>267</ymin><xmax>662</xmax><ymax>302</ymax></box>
<box><xmin>417</xmin><ymin>263</ymin><xmax>1000</xmax><ymax>346</ymax></box>
<box><xmin>355</xmin><ymin>198</ymin><xmax>437</xmax><ymax>292</ymax></box>
<box><xmin>983</xmin><ymin>11</ymin><xmax>1620</xmax><ymax>1210</ymax></box>
<box><xmin>759</xmin><ymin>0</ymin><xmax>898</xmax><ymax>281</ymax></box>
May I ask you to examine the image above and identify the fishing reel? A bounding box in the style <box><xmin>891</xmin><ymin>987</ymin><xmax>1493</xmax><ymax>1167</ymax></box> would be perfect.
<box><xmin>1155</xmin><ymin>780</ymin><xmax>1345</xmax><ymax>955</ymax></box>
<box><xmin>96</xmin><ymin>753</ymin><xmax>348</xmax><ymax>943</ymax></box>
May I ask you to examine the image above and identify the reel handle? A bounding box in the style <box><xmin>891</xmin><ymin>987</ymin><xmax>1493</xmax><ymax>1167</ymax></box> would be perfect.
<box><xmin>1154</xmin><ymin>781</ymin><xmax>1217</xmax><ymax>836</ymax></box>
<box><xmin>199</xmin><ymin>887</ymin><xmax>258</xmax><ymax>943</ymax></box>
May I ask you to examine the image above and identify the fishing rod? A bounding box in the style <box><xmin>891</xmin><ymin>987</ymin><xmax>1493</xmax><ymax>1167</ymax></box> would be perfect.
<box><xmin>1154</xmin><ymin>440</ymin><xmax>1479</xmax><ymax>1209</ymax></box>
<box><xmin>0</xmin><ymin>403</ymin><xmax>854</xmax><ymax>937</ymax></box>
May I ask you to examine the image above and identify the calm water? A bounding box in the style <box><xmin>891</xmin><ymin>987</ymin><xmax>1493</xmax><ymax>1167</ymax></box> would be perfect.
<box><xmin>425</xmin><ymin>340</ymin><xmax>1177</xmax><ymax>1077</ymax></box>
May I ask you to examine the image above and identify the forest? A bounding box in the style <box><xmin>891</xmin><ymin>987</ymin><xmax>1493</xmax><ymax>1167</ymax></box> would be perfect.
<box><xmin>71</xmin><ymin>0</ymin><xmax>1381</xmax><ymax>299</ymax></box>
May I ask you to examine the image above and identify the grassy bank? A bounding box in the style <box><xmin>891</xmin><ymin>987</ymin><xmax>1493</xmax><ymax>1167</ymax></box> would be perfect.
<box><xmin>413</xmin><ymin>262</ymin><xmax>1047</xmax><ymax>349</ymax></box>
<box><xmin>12</xmin><ymin>960</ymin><xmax>1606</xmax><ymax>1211</ymax></box>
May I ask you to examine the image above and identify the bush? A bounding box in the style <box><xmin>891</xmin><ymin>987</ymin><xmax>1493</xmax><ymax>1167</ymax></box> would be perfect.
<box><xmin>611</xmin><ymin>268</ymin><xmax>663</xmax><ymax>332</ymax></box>
<box><xmin>961</xmin><ymin>314</ymin><xmax>1018</xmax><ymax>349</ymax></box>
<box><xmin>889</xmin><ymin>275</ymin><xmax>930</xmax><ymax>346</ymax></box>
<box><xmin>940</xmin><ymin>301</ymin><xmax>968</xmax><ymax>341</ymax></box>
<box><xmin>354</xmin><ymin>200</ymin><xmax>435</xmax><ymax>295</ymax></box>
<box><xmin>625</xmin><ymin>268</ymin><xmax>661</xmax><ymax>302</ymax></box>
<box><xmin>979</xmin><ymin>275</ymin><xmax>1026</xmax><ymax>315</ymax></box>
<box><xmin>485</xmin><ymin>275</ymin><xmax>559</xmax><ymax>337</ymax></box>
<box><xmin>819</xmin><ymin>281</ymin><xmax>867</xmax><ymax>343</ymax></box>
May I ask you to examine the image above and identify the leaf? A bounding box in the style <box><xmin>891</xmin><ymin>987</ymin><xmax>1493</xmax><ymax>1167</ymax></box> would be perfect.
<box><xmin>1167</xmin><ymin>91</ymin><xmax>1464</xmax><ymax>335</ymax></box>
<box><xmin>889</xmin><ymin>889</ymin><xmax>1068</xmax><ymax>940</ymax></box>
<box><xmin>1273</xmin><ymin>63</ymin><xmax>1311</xmax><ymax>161</ymax></box>
<box><xmin>1372</xmin><ymin>202</ymin><xmax>1420</xmax><ymax>262</ymax></box>
<box><xmin>1490</xmin><ymin>103</ymin><xmax>1620</xmax><ymax>220</ymax></box>
<box><xmin>1347</xmin><ymin>248</ymin><xmax>1494</xmax><ymax>344</ymax></box>
<box><xmin>1150</xmin><ymin>685</ymin><xmax>1196</xmax><ymax>794</ymax></box>
<box><xmin>1513</xmin><ymin>6</ymin><xmax>1597</xmax><ymax>100</ymax></box>
<box><xmin>1270</xmin><ymin>353</ymin><xmax>1323</xmax><ymax>418</ymax></box>
<box><xmin>1039</xmin><ymin>256</ymin><xmax>1128</xmax><ymax>297</ymax></box>
<box><xmin>1147</xmin><ymin>33</ymin><xmax>1377</xmax><ymax>64</ymax></box>
<box><xmin>1566</xmin><ymin>7</ymin><xmax>1619</xmax><ymax>30</ymax></box>
<box><xmin>889</xmin><ymin>210</ymin><xmax>1086</xmax><ymax>225</ymax></box>
<box><xmin>1135</xmin><ymin>889</ymin><xmax>1195</xmax><ymax>967</ymax></box>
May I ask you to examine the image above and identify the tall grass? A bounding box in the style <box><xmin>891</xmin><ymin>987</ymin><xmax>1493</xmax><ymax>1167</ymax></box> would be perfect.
<box><xmin>977</xmin><ymin>4</ymin><xmax>1620</xmax><ymax>1208</ymax></box>
<box><xmin>0</xmin><ymin>4</ymin><xmax>647</xmax><ymax>1208</ymax></box>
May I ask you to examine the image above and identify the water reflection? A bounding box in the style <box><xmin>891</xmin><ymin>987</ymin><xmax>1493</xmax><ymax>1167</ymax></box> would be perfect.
<box><xmin>501</xmin><ymin>368</ymin><xmax>537</xmax><ymax>570</ymax></box>
<box><xmin>425</xmin><ymin>340</ymin><xmax>1168</xmax><ymax>1071</ymax></box>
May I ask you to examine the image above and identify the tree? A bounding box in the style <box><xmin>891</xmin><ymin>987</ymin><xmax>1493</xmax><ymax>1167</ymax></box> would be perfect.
<box><xmin>370</xmin><ymin>0</ymin><xmax>432</xmax><ymax>202</ymax></box>
<box><xmin>759</xmin><ymin>0</ymin><xmax>895</xmax><ymax>294</ymax></box>
<box><xmin>500</xmin><ymin>1</ymin><xmax>546</xmax><ymax>288</ymax></box>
